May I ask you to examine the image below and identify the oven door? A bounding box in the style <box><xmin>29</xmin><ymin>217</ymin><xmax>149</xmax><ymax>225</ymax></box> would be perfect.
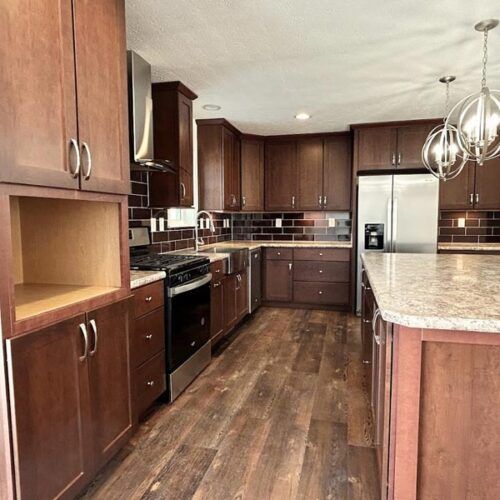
<box><xmin>166</xmin><ymin>273</ymin><xmax>211</xmax><ymax>371</ymax></box>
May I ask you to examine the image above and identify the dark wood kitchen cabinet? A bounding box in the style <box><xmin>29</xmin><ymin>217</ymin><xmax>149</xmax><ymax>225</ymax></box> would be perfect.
<box><xmin>323</xmin><ymin>135</ymin><xmax>352</xmax><ymax>210</ymax></box>
<box><xmin>223</xmin><ymin>274</ymin><xmax>238</xmax><ymax>332</ymax></box>
<box><xmin>0</xmin><ymin>0</ymin><xmax>129</xmax><ymax>194</ymax></box>
<box><xmin>6</xmin><ymin>297</ymin><xmax>133</xmax><ymax>499</ymax></box>
<box><xmin>250</xmin><ymin>248</ymin><xmax>262</xmax><ymax>312</ymax></box>
<box><xmin>297</xmin><ymin>138</ymin><xmax>324</xmax><ymax>210</ymax></box>
<box><xmin>150</xmin><ymin>82</ymin><xmax>197</xmax><ymax>207</ymax></box>
<box><xmin>210</xmin><ymin>261</ymin><xmax>225</xmax><ymax>344</ymax></box>
<box><xmin>264</xmin><ymin>251</ymin><xmax>293</xmax><ymax>302</ymax></box>
<box><xmin>265</xmin><ymin>141</ymin><xmax>298</xmax><ymax>210</ymax></box>
<box><xmin>241</xmin><ymin>138</ymin><xmax>265</xmax><ymax>211</ymax></box>
<box><xmin>440</xmin><ymin>157</ymin><xmax>500</xmax><ymax>210</ymax></box>
<box><xmin>198</xmin><ymin>119</ymin><xmax>241</xmax><ymax>210</ymax></box>
<box><xmin>355</xmin><ymin>121</ymin><xmax>438</xmax><ymax>171</ymax></box>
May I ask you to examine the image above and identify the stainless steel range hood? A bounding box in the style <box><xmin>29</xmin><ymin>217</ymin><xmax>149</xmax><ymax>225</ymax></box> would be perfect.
<box><xmin>127</xmin><ymin>50</ymin><xmax>175</xmax><ymax>173</ymax></box>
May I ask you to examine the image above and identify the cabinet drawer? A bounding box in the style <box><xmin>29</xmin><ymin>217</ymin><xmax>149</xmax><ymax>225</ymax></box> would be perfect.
<box><xmin>133</xmin><ymin>280</ymin><xmax>164</xmax><ymax>318</ymax></box>
<box><xmin>136</xmin><ymin>350</ymin><xmax>166</xmax><ymax>416</ymax></box>
<box><xmin>210</xmin><ymin>259</ymin><xmax>226</xmax><ymax>278</ymax></box>
<box><xmin>293</xmin><ymin>261</ymin><xmax>349</xmax><ymax>283</ymax></box>
<box><xmin>265</xmin><ymin>248</ymin><xmax>293</xmax><ymax>260</ymax></box>
<box><xmin>132</xmin><ymin>307</ymin><xmax>165</xmax><ymax>369</ymax></box>
<box><xmin>293</xmin><ymin>281</ymin><xmax>349</xmax><ymax>305</ymax></box>
<box><xmin>293</xmin><ymin>248</ymin><xmax>350</xmax><ymax>262</ymax></box>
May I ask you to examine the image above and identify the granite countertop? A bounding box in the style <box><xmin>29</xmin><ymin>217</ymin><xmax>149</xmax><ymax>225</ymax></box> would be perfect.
<box><xmin>362</xmin><ymin>253</ymin><xmax>500</xmax><ymax>333</ymax></box>
<box><xmin>438</xmin><ymin>242</ymin><xmax>500</xmax><ymax>252</ymax></box>
<box><xmin>130</xmin><ymin>270</ymin><xmax>166</xmax><ymax>290</ymax></box>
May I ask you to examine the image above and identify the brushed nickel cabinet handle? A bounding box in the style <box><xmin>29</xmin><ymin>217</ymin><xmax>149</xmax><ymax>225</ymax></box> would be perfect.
<box><xmin>469</xmin><ymin>193</ymin><xmax>474</xmax><ymax>205</ymax></box>
<box><xmin>397</xmin><ymin>152</ymin><xmax>402</xmax><ymax>166</ymax></box>
<box><xmin>475</xmin><ymin>193</ymin><xmax>479</xmax><ymax>204</ymax></box>
<box><xmin>180</xmin><ymin>182</ymin><xmax>186</xmax><ymax>199</ymax></box>
<box><xmin>69</xmin><ymin>138</ymin><xmax>81</xmax><ymax>178</ymax></box>
<box><xmin>145</xmin><ymin>334</ymin><xmax>153</xmax><ymax>340</ymax></box>
<box><xmin>277</xmin><ymin>251</ymin><xmax>281</xmax><ymax>256</ymax></box>
<box><xmin>146</xmin><ymin>380</ymin><xmax>155</xmax><ymax>387</ymax></box>
<box><xmin>89</xmin><ymin>319</ymin><xmax>98</xmax><ymax>356</ymax></box>
<box><xmin>319</xmin><ymin>252</ymin><xmax>323</xmax><ymax>257</ymax></box>
<box><xmin>82</xmin><ymin>141</ymin><xmax>92</xmax><ymax>180</ymax></box>
<box><xmin>323</xmin><ymin>196</ymin><xmax>327</xmax><ymax>207</ymax></box>
<box><xmin>242</xmin><ymin>196</ymin><xmax>246</xmax><ymax>207</ymax></box>
<box><xmin>318</xmin><ymin>195</ymin><xmax>322</xmax><ymax>207</ymax></box>
<box><xmin>391</xmin><ymin>153</ymin><xmax>396</xmax><ymax>166</ymax></box>
<box><xmin>319</xmin><ymin>269</ymin><xmax>323</xmax><ymax>274</ymax></box>
<box><xmin>318</xmin><ymin>290</ymin><xmax>323</xmax><ymax>295</ymax></box>
<box><xmin>291</xmin><ymin>195</ymin><xmax>296</xmax><ymax>208</ymax></box>
<box><xmin>78</xmin><ymin>323</ymin><xmax>89</xmax><ymax>362</ymax></box>
<box><xmin>288</xmin><ymin>262</ymin><xmax>292</xmax><ymax>271</ymax></box>
<box><xmin>145</xmin><ymin>296</ymin><xmax>153</xmax><ymax>302</ymax></box>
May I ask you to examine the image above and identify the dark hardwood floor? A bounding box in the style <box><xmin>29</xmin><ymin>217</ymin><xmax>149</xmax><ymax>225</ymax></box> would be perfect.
<box><xmin>81</xmin><ymin>307</ymin><xmax>377</xmax><ymax>500</ymax></box>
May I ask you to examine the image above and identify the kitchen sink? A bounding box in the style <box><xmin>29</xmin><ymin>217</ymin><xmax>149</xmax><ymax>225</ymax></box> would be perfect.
<box><xmin>205</xmin><ymin>247</ymin><xmax>249</xmax><ymax>274</ymax></box>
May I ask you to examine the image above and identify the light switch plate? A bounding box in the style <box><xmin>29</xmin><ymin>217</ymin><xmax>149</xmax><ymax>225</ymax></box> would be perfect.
<box><xmin>275</xmin><ymin>218</ymin><xmax>282</xmax><ymax>228</ymax></box>
<box><xmin>457</xmin><ymin>217</ymin><xmax>466</xmax><ymax>228</ymax></box>
<box><xmin>158</xmin><ymin>217</ymin><xmax>165</xmax><ymax>232</ymax></box>
<box><xmin>150</xmin><ymin>217</ymin><xmax>157</xmax><ymax>232</ymax></box>
<box><xmin>328</xmin><ymin>218</ymin><xmax>336</xmax><ymax>227</ymax></box>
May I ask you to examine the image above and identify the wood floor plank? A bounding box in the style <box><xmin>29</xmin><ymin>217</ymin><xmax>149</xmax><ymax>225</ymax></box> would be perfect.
<box><xmin>192</xmin><ymin>414</ymin><xmax>271</xmax><ymax>499</ymax></box>
<box><xmin>141</xmin><ymin>445</ymin><xmax>216</xmax><ymax>500</ymax></box>
<box><xmin>292</xmin><ymin>322</ymin><xmax>327</xmax><ymax>374</ymax></box>
<box><xmin>297</xmin><ymin>419</ymin><xmax>348</xmax><ymax>500</ymax></box>
<box><xmin>347</xmin><ymin>445</ymin><xmax>379</xmax><ymax>500</ymax></box>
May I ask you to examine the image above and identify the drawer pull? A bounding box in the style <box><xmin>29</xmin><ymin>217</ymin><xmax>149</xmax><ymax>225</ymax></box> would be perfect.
<box><xmin>145</xmin><ymin>296</ymin><xmax>153</xmax><ymax>303</ymax></box>
<box><xmin>146</xmin><ymin>380</ymin><xmax>155</xmax><ymax>387</ymax></box>
<box><xmin>213</xmin><ymin>282</ymin><xmax>221</xmax><ymax>288</ymax></box>
<box><xmin>277</xmin><ymin>252</ymin><xmax>281</xmax><ymax>256</ymax></box>
<box><xmin>215</xmin><ymin>269</ymin><xmax>221</xmax><ymax>273</ymax></box>
<box><xmin>190</xmin><ymin>341</ymin><xmax>196</xmax><ymax>347</ymax></box>
<box><xmin>319</xmin><ymin>270</ymin><xmax>323</xmax><ymax>274</ymax></box>
<box><xmin>318</xmin><ymin>290</ymin><xmax>323</xmax><ymax>295</ymax></box>
<box><xmin>145</xmin><ymin>334</ymin><xmax>153</xmax><ymax>340</ymax></box>
<box><xmin>319</xmin><ymin>252</ymin><xmax>323</xmax><ymax>256</ymax></box>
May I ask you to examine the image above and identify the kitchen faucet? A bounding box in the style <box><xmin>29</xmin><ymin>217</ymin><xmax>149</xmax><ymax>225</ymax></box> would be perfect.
<box><xmin>195</xmin><ymin>210</ymin><xmax>215</xmax><ymax>251</ymax></box>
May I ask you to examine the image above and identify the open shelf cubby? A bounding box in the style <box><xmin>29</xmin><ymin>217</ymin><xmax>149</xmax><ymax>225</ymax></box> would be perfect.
<box><xmin>10</xmin><ymin>196</ymin><xmax>123</xmax><ymax>321</ymax></box>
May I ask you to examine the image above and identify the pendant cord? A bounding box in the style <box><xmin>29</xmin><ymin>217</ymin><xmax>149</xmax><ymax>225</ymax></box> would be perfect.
<box><xmin>481</xmin><ymin>30</ymin><xmax>488</xmax><ymax>89</ymax></box>
<box><xmin>444</xmin><ymin>82</ymin><xmax>450</xmax><ymax>117</ymax></box>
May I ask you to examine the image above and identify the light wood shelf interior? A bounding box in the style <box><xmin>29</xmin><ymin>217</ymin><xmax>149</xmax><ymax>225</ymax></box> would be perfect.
<box><xmin>10</xmin><ymin>196</ymin><xmax>122</xmax><ymax>321</ymax></box>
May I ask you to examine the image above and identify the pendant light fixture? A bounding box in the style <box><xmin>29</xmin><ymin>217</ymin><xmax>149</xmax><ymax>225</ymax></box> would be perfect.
<box><xmin>446</xmin><ymin>19</ymin><xmax>500</xmax><ymax>165</ymax></box>
<box><xmin>422</xmin><ymin>76</ymin><xmax>468</xmax><ymax>180</ymax></box>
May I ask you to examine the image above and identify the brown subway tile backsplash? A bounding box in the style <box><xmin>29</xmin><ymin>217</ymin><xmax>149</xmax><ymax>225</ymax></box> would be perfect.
<box><xmin>438</xmin><ymin>210</ymin><xmax>500</xmax><ymax>244</ymax></box>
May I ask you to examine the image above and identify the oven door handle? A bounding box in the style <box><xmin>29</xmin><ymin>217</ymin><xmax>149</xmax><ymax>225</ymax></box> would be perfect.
<box><xmin>168</xmin><ymin>273</ymin><xmax>212</xmax><ymax>297</ymax></box>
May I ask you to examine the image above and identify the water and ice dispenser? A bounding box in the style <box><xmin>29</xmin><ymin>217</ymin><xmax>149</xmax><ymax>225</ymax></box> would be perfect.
<box><xmin>364</xmin><ymin>223</ymin><xmax>384</xmax><ymax>250</ymax></box>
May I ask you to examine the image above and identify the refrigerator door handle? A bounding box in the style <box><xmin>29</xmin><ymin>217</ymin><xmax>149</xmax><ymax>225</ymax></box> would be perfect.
<box><xmin>392</xmin><ymin>198</ymin><xmax>398</xmax><ymax>252</ymax></box>
<box><xmin>386</xmin><ymin>197</ymin><xmax>393</xmax><ymax>252</ymax></box>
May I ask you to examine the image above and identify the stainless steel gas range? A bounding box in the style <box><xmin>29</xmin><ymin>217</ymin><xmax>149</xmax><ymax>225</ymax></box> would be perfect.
<box><xmin>130</xmin><ymin>228</ymin><xmax>211</xmax><ymax>402</ymax></box>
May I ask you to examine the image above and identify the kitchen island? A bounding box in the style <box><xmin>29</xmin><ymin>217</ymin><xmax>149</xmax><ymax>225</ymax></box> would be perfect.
<box><xmin>361</xmin><ymin>253</ymin><xmax>500</xmax><ymax>500</ymax></box>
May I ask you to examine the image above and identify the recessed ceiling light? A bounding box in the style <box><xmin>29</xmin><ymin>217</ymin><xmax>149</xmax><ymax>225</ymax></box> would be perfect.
<box><xmin>203</xmin><ymin>104</ymin><xmax>221</xmax><ymax>111</ymax></box>
<box><xmin>295</xmin><ymin>112</ymin><xmax>310</xmax><ymax>120</ymax></box>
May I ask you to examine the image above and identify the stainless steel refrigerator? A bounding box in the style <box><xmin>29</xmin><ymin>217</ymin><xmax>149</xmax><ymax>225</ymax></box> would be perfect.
<box><xmin>356</xmin><ymin>173</ymin><xmax>439</xmax><ymax>313</ymax></box>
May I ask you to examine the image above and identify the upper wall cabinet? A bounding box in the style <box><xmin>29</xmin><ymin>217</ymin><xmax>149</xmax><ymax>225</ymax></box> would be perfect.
<box><xmin>241</xmin><ymin>138</ymin><xmax>264</xmax><ymax>211</ymax></box>
<box><xmin>297</xmin><ymin>138</ymin><xmax>324</xmax><ymax>210</ymax></box>
<box><xmin>149</xmin><ymin>82</ymin><xmax>197</xmax><ymax>208</ymax></box>
<box><xmin>0</xmin><ymin>0</ymin><xmax>130</xmax><ymax>195</ymax></box>
<box><xmin>323</xmin><ymin>135</ymin><xmax>352</xmax><ymax>210</ymax></box>
<box><xmin>265</xmin><ymin>141</ymin><xmax>298</xmax><ymax>211</ymax></box>
<box><xmin>355</xmin><ymin>122</ymin><xmax>438</xmax><ymax>171</ymax></box>
<box><xmin>198</xmin><ymin>120</ymin><xmax>241</xmax><ymax>211</ymax></box>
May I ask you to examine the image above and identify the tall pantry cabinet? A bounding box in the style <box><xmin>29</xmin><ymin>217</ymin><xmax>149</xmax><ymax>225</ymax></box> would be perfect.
<box><xmin>0</xmin><ymin>1</ymin><xmax>133</xmax><ymax>498</ymax></box>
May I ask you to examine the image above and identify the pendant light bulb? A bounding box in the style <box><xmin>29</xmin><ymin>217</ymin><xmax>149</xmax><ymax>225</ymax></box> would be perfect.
<box><xmin>422</xmin><ymin>76</ymin><xmax>469</xmax><ymax>180</ymax></box>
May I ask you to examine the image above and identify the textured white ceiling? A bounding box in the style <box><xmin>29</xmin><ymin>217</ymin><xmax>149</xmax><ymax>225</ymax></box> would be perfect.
<box><xmin>126</xmin><ymin>0</ymin><xmax>500</xmax><ymax>135</ymax></box>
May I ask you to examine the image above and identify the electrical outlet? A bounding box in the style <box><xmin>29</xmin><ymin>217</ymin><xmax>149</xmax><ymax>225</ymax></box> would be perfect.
<box><xmin>150</xmin><ymin>217</ymin><xmax>157</xmax><ymax>232</ymax></box>
<box><xmin>328</xmin><ymin>218</ymin><xmax>336</xmax><ymax>227</ymax></box>
<box><xmin>275</xmin><ymin>218</ymin><xmax>282</xmax><ymax>228</ymax></box>
<box><xmin>457</xmin><ymin>217</ymin><xmax>466</xmax><ymax>228</ymax></box>
<box><xmin>158</xmin><ymin>217</ymin><xmax>165</xmax><ymax>232</ymax></box>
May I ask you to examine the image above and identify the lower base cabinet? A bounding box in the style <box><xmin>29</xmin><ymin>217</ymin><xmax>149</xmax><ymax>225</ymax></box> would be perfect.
<box><xmin>6</xmin><ymin>297</ymin><xmax>133</xmax><ymax>499</ymax></box>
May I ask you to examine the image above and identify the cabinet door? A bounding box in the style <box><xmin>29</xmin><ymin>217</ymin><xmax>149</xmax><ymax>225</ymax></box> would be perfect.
<box><xmin>264</xmin><ymin>259</ymin><xmax>293</xmax><ymax>302</ymax></box>
<box><xmin>323</xmin><ymin>135</ymin><xmax>352</xmax><ymax>210</ymax></box>
<box><xmin>87</xmin><ymin>298</ymin><xmax>133</xmax><ymax>470</ymax></box>
<box><xmin>232</xmin><ymin>136</ymin><xmax>242</xmax><ymax>210</ymax></box>
<box><xmin>297</xmin><ymin>138</ymin><xmax>324</xmax><ymax>210</ymax></box>
<box><xmin>179</xmin><ymin>168</ymin><xmax>194</xmax><ymax>207</ymax></box>
<box><xmin>211</xmin><ymin>279</ymin><xmax>224</xmax><ymax>341</ymax></box>
<box><xmin>397</xmin><ymin>124</ymin><xmax>435</xmax><ymax>168</ymax></box>
<box><xmin>474</xmin><ymin>157</ymin><xmax>500</xmax><ymax>209</ymax></box>
<box><xmin>236</xmin><ymin>270</ymin><xmax>249</xmax><ymax>319</ymax></box>
<box><xmin>439</xmin><ymin>162</ymin><xmax>475</xmax><ymax>210</ymax></box>
<box><xmin>6</xmin><ymin>315</ymin><xmax>92</xmax><ymax>499</ymax></box>
<box><xmin>241</xmin><ymin>139</ymin><xmax>264</xmax><ymax>211</ymax></box>
<box><xmin>73</xmin><ymin>0</ymin><xmax>130</xmax><ymax>194</ymax></box>
<box><xmin>250</xmin><ymin>250</ymin><xmax>262</xmax><ymax>311</ymax></box>
<box><xmin>223</xmin><ymin>275</ymin><xmax>238</xmax><ymax>332</ymax></box>
<box><xmin>357</xmin><ymin>127</ymin><xmax>397</xmax><ymax>170</ymax></box>
<box><xmin>178</xmin><ymin>93</ymin><xmax>194</xmax><ymax>175</ymax></box>
<box><xmin>0</xmin><ymin>0</ymin><xmax>79</xmax><ymax>189</ymax></box>
<box><xmin>223</xmin><ymin>128</ymin><xmax>237</xmax><ymax>210</ymax></box>
<box><xmin>265</xmin><ymin>142</ymin><xmax>297</xmax><ymax>210</ymax></box>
